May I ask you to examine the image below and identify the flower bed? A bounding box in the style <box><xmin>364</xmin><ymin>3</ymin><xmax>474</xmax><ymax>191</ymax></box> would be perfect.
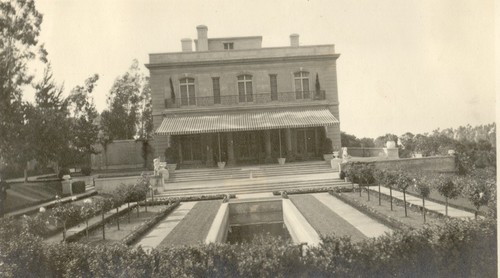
<box><xmin>366</xmin><ymin>187</ymin><xmax>450</xmax><ymax>219</ymax></box>
<box><xmin>122</xmin><ymin>201</ymin><xmax>180</xmax><ymax>246</ymax></box>
<box><xmin>65</xmin><ymin>203</ymin><xmax>139</xmax><ymax>243</ymax></box>
<box><xmin>329</xmin><ymin>190</ymin><xmax>411</xmax><ymax>231</ymax></box>
<box><xmin>151</xmin><ymin>193</ymin><xmax>236</xmax><ymax>204</ymax></box>
<box><xmin>272</xmin><ymin>186</ymin><xmax>352</xmax><ymax>196</ymax></box>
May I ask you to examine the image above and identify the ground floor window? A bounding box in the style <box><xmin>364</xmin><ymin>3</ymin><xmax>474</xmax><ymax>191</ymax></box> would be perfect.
<box><xmin>179</xmin><ymin>135</ymin><xmax>202</xmax><ymax>162</ymax></box>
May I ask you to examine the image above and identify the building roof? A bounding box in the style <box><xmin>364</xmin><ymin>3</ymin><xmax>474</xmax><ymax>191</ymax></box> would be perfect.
<box><xmin>155</xmin><ymin>107</ymin><xmax>339</xmax><ymax>135</ymax></box>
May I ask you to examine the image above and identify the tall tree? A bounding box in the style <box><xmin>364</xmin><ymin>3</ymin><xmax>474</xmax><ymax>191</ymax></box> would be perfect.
<box><xmin>29</xmin><ymin>65</ymin><xmax>70</xmax><ymax>169</ymax></box>
<box><xmin>101</xmin><ymin>59</ymin><xmax>146</xmax><ymax>140</ymax></box>
<box><xmin>0</xmin><ymin>0</ymin><xmax>46</xmax><ymax>168</ymax></box>
<box><xmin>67</xmin><ymin>74</ymin><xmax>100</xmax><ymax>167</ymax></box>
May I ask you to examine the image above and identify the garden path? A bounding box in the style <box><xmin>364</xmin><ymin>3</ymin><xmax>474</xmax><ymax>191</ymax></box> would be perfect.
<box><xmin>134</xmin><ymin>202</ymin><xmax>197</xmax><ymax>251</ymax></box>
<box><xmin>312</xmin><ymin>193</ymin><xmax>392</xmax><ymax>237</ymax></box>
<box><xmin>378</xmin><ymin>186</ymin><xmax>475</xmax><ymax>218</ymax></box>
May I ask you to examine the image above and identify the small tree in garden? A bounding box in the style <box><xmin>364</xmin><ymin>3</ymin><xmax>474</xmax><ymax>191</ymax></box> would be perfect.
<box><xmin>95</xmin><ymin>197</ymin><xmax>113</xmax><ymax>240</ymax></box>
<box><xmin>346</xmin><ymin>163</ymin><xmax>361</xmax><ymax>195</ymax></box>
<box><xmin>51</xmin><ymin>198</ymin><xmax>81</xmax><ymax>241</ymax></box>
<box><xmin>462</xmin><ymin>177</ymin><xmax>491</xmax><ymax>219</ymax></box>
<box><xmin>414</xmin><ymin>177</ymin><xmax>431</xmax><ymax>223</ymax></box>
<box><xmin>373</xmin><ymin>169</ymin><xmax>386</xmax><ymax>206</ymax></box>
<box><xmin>385</xmin><ymin>171</ymin><xmax>398</xmax><ymax>211</ymax></box>
<box><xmin>436</xmin><ymin>175</ymin><xmax>462</xmax><ymax>216</ymax></box>
<box><xmin>396</xmin><ymin>170</ymin><xmax>413</xmax><ymax>217</ymax></box>
<box><xmin>111</xmin><ymin>190</ymin><xmax>125</xmax><ymax>230</ymax></box>
<box><xmin>128</xmin><ymin>175</ymin><xmax>149</xmax><ymax>216</ymax></box>
<box><xmin>80</xmin><ymin>198</ymin><xmax>95</xmax><ymax>238</ymax></box>
<box><xmin>358</xmin><ymin>164</ymin><xmax>374</xmax><ymax>201</ymax></box>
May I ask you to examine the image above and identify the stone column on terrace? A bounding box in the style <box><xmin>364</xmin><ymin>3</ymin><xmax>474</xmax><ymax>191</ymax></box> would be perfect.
<box><xmin>227</xmin><ymin>132</ymin><xmax>235</xmax><ymax>166</ymax></box>
<box><xmin>264</xmin><ymin>130</ymin><xmax>272</xmax><ymax>163</ymax></box>
<box><xmin>205</xmin><ymin>134</ymin><xmax>214</xmax><ymax>167</ymax></box>
<box><xmin>285</xmin><ymin>128</ymin><xmax>293</xmax><ymax>159</ymax></box>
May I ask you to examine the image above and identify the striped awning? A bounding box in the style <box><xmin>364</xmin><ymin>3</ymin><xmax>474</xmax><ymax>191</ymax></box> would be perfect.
<box><xmin>156</xmin><ymin>107</ymin><xmax>339</xmax><ymax>135</ymax></box>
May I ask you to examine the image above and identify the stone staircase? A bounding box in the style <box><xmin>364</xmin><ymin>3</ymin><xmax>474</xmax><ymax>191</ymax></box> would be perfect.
<box><xmin>170</xmin><ymin>161</ymin><xmax>335</xmax><ymax>183</ymax></box>
<box><xmin>156</xmin><ymin>161</ymin><xmax>349</xmax><ymax>197</ymax></box>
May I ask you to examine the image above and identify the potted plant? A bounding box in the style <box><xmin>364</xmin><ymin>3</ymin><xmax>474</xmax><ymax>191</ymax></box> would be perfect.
<box><xmin>321</xmin><ymin>138</ymin><xmax>334</xmax><ymax>161</ymax></box>
<box><xmin>164</xmin><ymin>147</ymin><xmax>178</xmax><ymax>172</ymax></box>
<box><xmin>217</xmin><ymin>161</ymin><xmax>226</xmax><ymax>169</ymax></box>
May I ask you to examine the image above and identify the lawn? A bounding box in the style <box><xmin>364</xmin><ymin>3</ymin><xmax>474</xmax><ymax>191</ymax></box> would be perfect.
<box><xmin>78</xmin><ymin>205</ymin><xmax>169</xmax><ymax>245</ymax></box>
<box><xmin>341</xmin><ymin>190</ymin><xmax>442</xmax><ymax>229</ymax></box>
<box><xmin>289</xmin><ymin>194</ymin><xmax>367</xmax><ymax>242</ymax></box>
<box><xmin>157</xmin><ymin>200</ymin><xmax>221</xmax><ymax>247</ymax></box>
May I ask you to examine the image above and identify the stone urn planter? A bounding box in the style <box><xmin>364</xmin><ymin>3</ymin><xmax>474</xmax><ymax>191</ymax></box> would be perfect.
<box><xmin>217</xmin><ymin>162</ymin><xmax>226</xmax><ymax>169</ymax></box>
<box><xmin>166</xmin><ymin>164</ymin><xmax>177</xmax><ymax>173</ymax></box>
<box><xmin>278</xmin><ymin>158</ymin><xmax>286</xmax><ymax>165</ymax></box>
<box><xmin>333</xmin><ymin>151</ymin><xmax>339</xmax><ymax>159</ymax></box>
<box><xmin>323</xmin><ymin>154</ymin><xmax>334</xmax><ymax>161</ymax></box>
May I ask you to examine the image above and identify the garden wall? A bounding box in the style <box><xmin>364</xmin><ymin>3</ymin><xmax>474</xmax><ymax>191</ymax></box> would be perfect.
<box><xmin>342</xmin><ymin>156</ymin><xmax>456</xmax><ymax>173</ymax></box>
<box><xmin>91</xmin><ymin>140</ymin><xmax>155</xmax><ymax>170</ymax></box>
<box><xmin>94</xmin><ymin>176</ymin><xmax>142</xmax><ymax>193</ymax></box>
<box><xmin>344</xmin><ymin>147</ymin><xmax>399</xmax><ymax>158</ymax></box>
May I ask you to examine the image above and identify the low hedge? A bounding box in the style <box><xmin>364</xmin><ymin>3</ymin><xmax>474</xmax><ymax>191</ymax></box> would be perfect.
<box><xmin>122</xmin><ymin>201</ymin><xmax>180</xmax><ymax>246</ymax></box>
<box><xmin>272</xmin><ymin>186</ymin><xmax>352</xmax><ymax>196</ymax></box>
<box><xmin>329</xmin><ymin>190</ymin><xmax>411</xmax><ymax>231</ymax></box>
<box><xmin>71</xmin><ymin>181</ymin><xmax>86</xmax><ymax>194</ymax></box>
<box><xmin>1</xmin><ymin>218</ymin><xmax>496</xmax><ymax>277</ymax></box>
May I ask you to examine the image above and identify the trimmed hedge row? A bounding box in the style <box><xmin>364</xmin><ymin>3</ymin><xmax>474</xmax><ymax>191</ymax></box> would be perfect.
<box><xmin>329</xmin><ymin>190</ymin><xmax>411</xmax><ymax>231</ymax></box>
<box><xmin>1</xmin><ymin>218</ymin><xmax>496</xmax><ymax>277</ymax></box>
<box><xmin>122</xmin><ymin>201</ymin><xmax>180</xmax><ymax>246</ymax></box>
<box><xmin>272</xmin><ymin>186</ymin><xmax>352</xmax><ymax>196</ymax></box>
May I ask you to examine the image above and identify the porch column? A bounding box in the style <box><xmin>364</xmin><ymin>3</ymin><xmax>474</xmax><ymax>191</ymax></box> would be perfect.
<box><xmin>205</xmin><ymin>134</ymin><xmax>214</xmax><ymax>167</ymax></box>
<box><xmin>264</xmin><ymin>130</ymin><xmax>272</xmax><ymax>163</ymax></box>
<box><xmin>227</xmin><ymin>132</ymin><xmax>235</xmax><ymax>166</ymax></box>
<box><xmin>285</xmin><ymin>128</ymin><xmax>292</xmax><ymax>158</ymax></box>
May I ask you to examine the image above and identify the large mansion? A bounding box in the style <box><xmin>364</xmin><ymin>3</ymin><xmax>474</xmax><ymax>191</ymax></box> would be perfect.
<box><xmin>146</xmin><ymin>25</ymin><xmax>341</xmax><ymax>167</ymax></box>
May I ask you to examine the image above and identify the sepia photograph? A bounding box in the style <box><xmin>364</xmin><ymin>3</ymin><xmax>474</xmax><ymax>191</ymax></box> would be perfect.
<box><xmin>0</xmin><ymin>0</ymin><xmax>496</xmax><ymax>277</ymax></box>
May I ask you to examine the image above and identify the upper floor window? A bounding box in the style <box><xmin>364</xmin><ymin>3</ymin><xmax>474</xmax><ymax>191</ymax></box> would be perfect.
<box><xmin>237</xmin><ymin>75</ymin><xmax>253</xmax><ymax>102</ymax></box>
<box><xmin>180</xmin><ymin>77</ymin><xmax>196</xmax><ymax>106</ymax></box>
<box><xmin>212</xmin><ymin>77</ymin><xmax>221</xmax><ymax>104</ymax></box>
<box><xmin>294</xmin><ymin>71</ymin><xmax>310</xmax><ymax>99</ymax></box>
<box><xmin>270</xmin><ymin>74</ymin><xmax>278</xmax><ymax>101</ymax></box>
<box><xmin>223</xmin><ymin>42</ymin><xmax>234</xmax><ymax>50</ymax></box>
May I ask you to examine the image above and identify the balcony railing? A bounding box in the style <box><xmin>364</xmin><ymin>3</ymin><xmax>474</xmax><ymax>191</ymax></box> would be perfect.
<box><xmin>165</xmin><ymin>90</ymin><xmax>325</xmax><ymax>108</ymax></box>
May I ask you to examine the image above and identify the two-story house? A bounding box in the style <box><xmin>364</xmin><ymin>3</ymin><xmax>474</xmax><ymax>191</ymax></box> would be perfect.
<box><xmin>146</xmin><ymin>25</ymin><xmax>341</xmax><ymax>167</ymax></box>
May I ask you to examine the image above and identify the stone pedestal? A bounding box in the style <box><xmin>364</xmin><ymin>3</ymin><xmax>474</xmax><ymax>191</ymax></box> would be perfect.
<box><xmin>330</xmin><ymin>158</ymin><xmax>342</xmax><ymax>171</ymax></box>
<box><xmin>384</xmin><ymin>148</ymin><xmax>399</xmax><ymax>159</ymax></box>
<box><xmin>61</xmin><ymin>175</ymin><xmax>72</xmax><ymax>195</ymax></box>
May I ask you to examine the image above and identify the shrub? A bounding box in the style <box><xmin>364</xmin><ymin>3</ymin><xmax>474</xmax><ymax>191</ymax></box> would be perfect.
<box><xmin>339</xmin><ymin>170</ymin><xmax>346</xmax><ymax>180</ymax></box>
<box><xmin>72</xmin><ymin>181</ymin><xmax>86</xmax><ymax>194</ymax></box>
<box><xmin>81</xmin><ymin>167</ymin><xmax>91</xmax><ymax>176</ymax></box>
<box><xmin>58</xmin><ymin>168</ymin><xmax>70</xmax><ymax>180</ymax></box>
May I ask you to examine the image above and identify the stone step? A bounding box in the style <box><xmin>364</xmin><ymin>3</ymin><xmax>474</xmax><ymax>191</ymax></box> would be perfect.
<box><xmin>170</xmin><ymin>162</ymin><xmax>334</xmax><ymax>183</ymax></box>
<box><xmin>157</xmin><ymin>179</ymin><xmax>349</xmax><ymax>198</ymax></box>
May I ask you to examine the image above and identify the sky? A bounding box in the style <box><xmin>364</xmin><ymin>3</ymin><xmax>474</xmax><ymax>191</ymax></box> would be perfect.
<box><xmin>29</xmin><ymin>0</ymin><xmax>495</xmax><ymax>138</ymax></box>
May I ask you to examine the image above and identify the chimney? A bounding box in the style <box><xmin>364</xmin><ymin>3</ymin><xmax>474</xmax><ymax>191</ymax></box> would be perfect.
<box><xmin>290</xmin><ymin>33</ymin><xmax>299</xmax><ymax>47</ymax></box>
<box><xmin>181</xmin><ymin>38</ymin><xmax>192</xmax><ymax>52</ymax></box>
<box><xmin>196</xmin><ymin>25</ymin><xmax>208</xmax><ymax>51</ymax></box>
